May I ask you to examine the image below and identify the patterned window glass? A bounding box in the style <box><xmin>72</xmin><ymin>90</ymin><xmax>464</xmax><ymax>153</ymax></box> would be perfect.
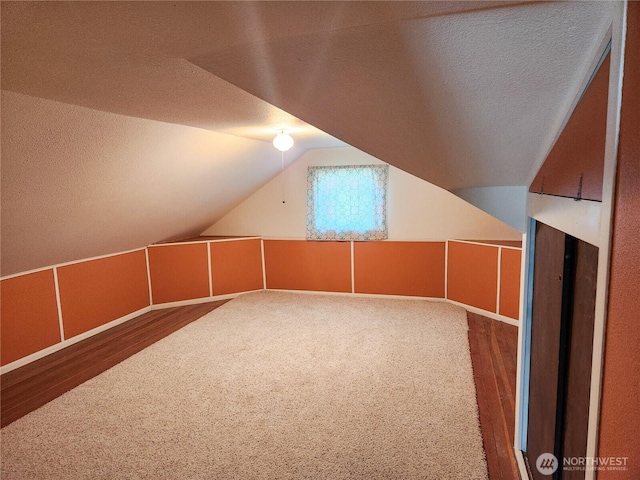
<box><xmin>306</xmin><ymin>165</ymin><xmax>388</xmax><ymax>241</ymax></box>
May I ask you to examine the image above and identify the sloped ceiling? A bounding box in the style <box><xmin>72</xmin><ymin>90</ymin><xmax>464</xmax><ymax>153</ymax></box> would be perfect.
<box><xmin>191</xmin><ymin>1</ymin><xmax>613</xmax><ymax>190</ymax></box>
<box><xmin>0</xmin><ymin>1</ymin><xmax>614</xmax><ymax>275</ymax></box>
<box><xmin>1</xmin><ymin>90</ymin><xmax>304</xmax><ymax>275</ymax></box>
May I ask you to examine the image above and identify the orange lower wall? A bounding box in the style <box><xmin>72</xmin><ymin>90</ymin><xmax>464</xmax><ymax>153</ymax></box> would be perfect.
<box><xmin>3</xmin><ymin>238</ymin><xmax>522</xmax><ymax>368</ymax></box>
<box><xmin>499</xmin><ymin>249</ymin><xmax>521</xmax><ymax>320</ymax></box>
<box><xmin>354</xmin><ymin>241</ymin><xmax>445</xmax><ymax>297</ymax></box>
<box><xmin>264</xmin><ymin>240</ymin><xmax>351</xmax><ymax>292</ymax></box>
<box><xmin>1</xmin><ymin>270</ymin><xmax>61</xmax><ymax>366</ymax></box>
<box><xmin>210</xmin><ymin>239</ymin><xmax>263</xmax><ymax>295</ymax></box>
<box><xmin>57</xmin><ymin>250</ymin><xmax>150</xmax><ymax>339</ymax></box>
<box><xmin>148</xmin><ymin>243</ymin><xmax>210</xmax><ymax>304</ymax></box>
<box><xmin>447</xmin><ymin>241</ymin><xmax>499</xmax><ymax>314</ymax></box>
<box><xmin>598</xmin><ymin>4</ymin><xmax>640</xmax><ymax>477</ymax></box>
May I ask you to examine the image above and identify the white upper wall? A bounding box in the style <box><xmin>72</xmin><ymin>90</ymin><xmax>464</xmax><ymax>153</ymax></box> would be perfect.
<box><xmin>453</xmin><ymin>186</ymin><xmax>528</xmax><ymax>232</ymax></box>
<box><xmin>203</xmin><ymin>148</ymin><xmax>522</xmax><ymax>241</ymax></box>
<box><xmin>0</xmin><ymin>91</ymin><xmax>294</xmax><ymax>276</ymax></box>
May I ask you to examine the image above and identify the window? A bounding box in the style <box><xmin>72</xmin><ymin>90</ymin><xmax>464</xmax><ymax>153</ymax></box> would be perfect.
<box><xmin>306</xmin><ymin>164</ymin><xmax>388</xmax><ymax>240</ymax></box>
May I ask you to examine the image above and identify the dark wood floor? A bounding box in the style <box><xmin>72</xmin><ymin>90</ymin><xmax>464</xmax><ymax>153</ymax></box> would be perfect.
<box><xmin>1</xmin><ymin>300</ymin><xmax>229</xmax><ymax>428</ymax></box>
<box><xmin>468</xmin><ymin>312</ymin><xmax>521</xmax><ymax>480</ymax></box>
<box><xmin>1</xmin><ymin>301</ymin><xmax>521</xmax><ymax>480</ymax></box>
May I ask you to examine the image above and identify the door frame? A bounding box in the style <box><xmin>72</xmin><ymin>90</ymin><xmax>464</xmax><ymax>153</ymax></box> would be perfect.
<box><xmin>513</xmin><ymin>4</ymin><xmax>627</xmax><ymax>479</ymax></box>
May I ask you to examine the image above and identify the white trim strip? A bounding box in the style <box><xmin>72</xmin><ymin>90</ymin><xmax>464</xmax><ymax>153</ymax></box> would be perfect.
<box><xmin>267</xmin><ymin>288</ymin><xmax>446</xmax><ymax>303</ymax></box>
<box><xmin>527</xmin><ymin>193</ymin><xmax>601</xmax><ymax>247</ymax></box>
<box><xmin>52</xmin><ymin>267</ymin><xmax>65</xmax><ymax>341</ymax></box>
<box><xmin>496</xmin><ymin>247</ymin><xmax>502</xmax><ymax>315</ymax></box>
<box><xmin>148</xmin><ymin>237</ymin><xmax>261</xmax><ymax>247</ymax></box>
<box><xmin>0</xmin><ymin>306</ymin><xmax>151</xmax><ymax>375</ymax></box>
<box><xmin>260</xmin><ymin>239</ymin><xmax>267</xmax><ymax>289</ymax></box>
<box><xmin>206</xmin><ymin>237</ymin><xmax>262</xmax><ymax>243</ymax></box>
<box><xmin>261</xmin><ymin>237</ymin><xmax>454</xmax><ymax>243</ymax></box>
<box><xmin>261</xmin><ymin>237</ymin><xmax>307</xmax><ymax>241</ymax></box>
<box><xmin>150</xmin><ymin>292</ymin><xmax>249</xmax><ymax>310</ymax></box>
<box><xmin>145</xmin><ymin>248</ymin><xmax>154</xmax><ymax>306</ymax></box>
<box><xmin>350</xmin><ymin>241</ymin><xmax>355</xmax><ymax>294</ymax></box>
<box><xmin>207</xmin><ymin>242</ymin><xmax>213</xmax><ymax>297</ymax></box>
<box><xmin>447</xmin><ymin>299</ymin><xmax>520</xmax><ymax>327</ymax></box>
<box><xmin>514</xmin><ymin>448</ymin><xmax>529</xmax><ymax>480</ymax></box>
<box><xmin>0</xmin><ymin>265</ymin><xmax>54</xmax><ymax>281</ymax></box>
<box><xmin>0</xmin><ymin>247</ymin><xmax>147</xmax><ymax>281</ymax></box>
<box><xmin>514</xmin><ymin>229</ymin><xmax>532</xmax><ymax>452</ymax></box>
<box><xmin>585</xmin><ymin>5</ymin><xmax>627</xmax><ymax>476</ymax></box>
<box><xmin>444</xmin><ymin>240</ymin><xmax>449</xmax><ymax>300</ymax></box>
<box><xmin>447</xmin><ymin>239</ymin><xmax>523</xmax><ymax>251</ymax></box>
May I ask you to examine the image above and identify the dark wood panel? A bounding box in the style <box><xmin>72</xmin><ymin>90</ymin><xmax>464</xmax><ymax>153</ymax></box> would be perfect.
<box><xmin>562</xmin><ymin>240</ymin><xmax>598</xmax><ymax>480</ymax></box>
<box><xmin>468</xmin><ymin>312</ymin><xmax>521</xmax><ymax>480</ymax></box>
<box><xmin>1</xmin><ymin>300</ymin><xmax>229</xmax><ymax>427</ymax></box>
<box><xmin>529</xmin><ymin>53</ymin><xmax>609</xmax><ymax>201</ymax></box>
<box><xmin>527</xmin><ymin>222</ymin><xmax>567</xmax><ymax>480</ymax></box>
<box><xmin>599</xmin><ymin>4</ymin><xmax>640</xmax><ymax>474</ymax></box>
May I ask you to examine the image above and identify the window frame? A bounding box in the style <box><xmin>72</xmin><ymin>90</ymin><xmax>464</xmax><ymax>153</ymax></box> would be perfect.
<box><xmin>306</xmin><ymin>164</ymin><xmax>389</xmax><ymax>241</ymax></box>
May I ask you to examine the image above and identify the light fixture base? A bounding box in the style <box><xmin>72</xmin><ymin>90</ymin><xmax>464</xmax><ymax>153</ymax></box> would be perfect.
<box><xmin>273</xmin><ymin>131</ymin><xmax>294</xmax><ymax>152</ymax></box>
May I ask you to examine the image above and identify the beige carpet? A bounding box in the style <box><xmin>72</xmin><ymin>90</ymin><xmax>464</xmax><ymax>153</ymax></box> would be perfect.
<box><xmin>1</xmin><ymin>291</ymin><xmax>488</xmax><ymax>479</ymax></box>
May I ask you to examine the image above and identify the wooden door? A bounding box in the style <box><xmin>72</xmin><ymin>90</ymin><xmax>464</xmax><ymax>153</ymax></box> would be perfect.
<box><xmin>526</xmin><ymin>222</ymin><xmax>599</xmax><ymax>480</ymax></box>
<box><xmin>527</xmin><ymin>222</ymin><xmax>567</xmax><ymax>479</ymax></box>
<box><xmin>562</xmin><ymin>240</ymin><xmax>598</xmax><ymax>480</ymax></box>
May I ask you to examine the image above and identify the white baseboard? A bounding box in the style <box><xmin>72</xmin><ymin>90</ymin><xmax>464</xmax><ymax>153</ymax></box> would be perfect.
<box><xmin>447</xmin><ymin>299</ymin><xmax>520</xmax><ymax>327</ymax></box>
<box><xmin>267</xmin><ymin>288</ymin><xmax>446</xmax><ymax>303</ymax></box>
<box><xmin>0</xmin><ymin>306</ymin><xmax>151</xmax><ymax>375</ymax></box>
<box><xmin>150</xmin><ymin>291</ymin><xmax>253</xmax><ymax>309</ymax></box>
<box><xmin>515</xmin><ymin>447</ymin><xmax>529</xmax><ymax>480</ymax></box>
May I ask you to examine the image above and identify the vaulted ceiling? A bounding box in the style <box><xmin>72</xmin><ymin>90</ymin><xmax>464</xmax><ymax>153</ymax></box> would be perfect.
<box><xmin>1</xmin><ymin>1</ymin><xmax>614</xmax><ymax>275</ymax></box>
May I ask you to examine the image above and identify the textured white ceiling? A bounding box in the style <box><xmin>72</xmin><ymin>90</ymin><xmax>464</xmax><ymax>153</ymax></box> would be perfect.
<box><xmin>2</xmin><ymin>1</ymin><xmax>613</xmax><ymax>184</ymax></box>
<box><xmin>1</xmin><ymin>1</ymin><xmax>614</xmax><ymax>174</ymax></box>
<box><xmin>191</xmin><ymin>1</ymin><xmax>613</xmax><ymax>190</ymax></box>
<box><xmin>1</xmin><ymin>1</ymin><xmax>511</xmax><ymax>148</ymax></box>
<box><xmin>0</xmin><ymin>1</ymin><xmax>614</xmax><ymax>274</ymax></box>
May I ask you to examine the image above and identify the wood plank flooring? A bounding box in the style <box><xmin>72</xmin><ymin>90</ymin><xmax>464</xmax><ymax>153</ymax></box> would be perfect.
<box><xmin>1</xmin><ymin>301</ymin><xmax>521</xmax><ymax>480</ymax></box>
<box><xmin>468</xmin><ymin>312</ymin><xmax>521</xmax><ymax>480</ymax></box>
<box><xmin>1</xmin><ymin>300</ymin><xmax>229</xmax><ymax>428</ymax></box>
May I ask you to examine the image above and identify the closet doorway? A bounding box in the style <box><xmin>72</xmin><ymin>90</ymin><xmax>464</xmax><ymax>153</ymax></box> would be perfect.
<box><xmin>525</xmin><ymin>221</ymin><xmax>598</xmax><ymax>480</ymax></box>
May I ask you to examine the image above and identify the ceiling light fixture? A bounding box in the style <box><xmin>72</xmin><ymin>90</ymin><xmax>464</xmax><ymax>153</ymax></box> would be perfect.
<box><xmin>273</xmin><ymin>131</ymin><xmax>294</xmax><ymax>152</ymax></box>
<box><xmin>272</xmin><ymin>130</ymin><xmax>294</xmax><ymax>204</ymax></box>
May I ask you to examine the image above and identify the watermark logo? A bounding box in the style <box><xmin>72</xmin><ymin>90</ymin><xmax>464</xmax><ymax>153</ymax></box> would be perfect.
<box><xmin>536</xmin><ymin>453</ymin><xmax>559</xmax><ymax>475</ymax></box>
<box><xmin>563</xmin><ymin>456</ymin><xmax>628</xmax><ymax>472</ymax></box>
<box><xmin>535</xmin><ymin>453</ymin><xmax>628</xmax><ymax>475</ymax></box>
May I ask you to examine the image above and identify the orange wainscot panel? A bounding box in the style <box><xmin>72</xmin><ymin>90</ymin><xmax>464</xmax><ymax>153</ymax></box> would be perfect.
<box><xmin>1</xmin><ymin>270</ymin><xmax>62</xmax><ymax>366</ymax></box>
<box><xmin>264</xmin><ymin>240</ymin><xmax>351</xmax><ymax>293</ymax></box>
<box><xmin>148</xmin><ymin>243</ymin><xmax>210</xmax><ymax>304</ymax></box>
<box><xmin>354</xmin><ymin>241</ymin><xmax>445</xmax><ymax>297</ymax></box>
<box><xmin>499</xmin><ymin>248</ymin><xmax>522</xmax><ymax>320</ymax></box>
<box><xmin>210</xmin><ymin>239</ymin><xmax>263</xmax><ymax>295</ymax></box>
<box><xmin>447</xmin><ymin>241</ymin><xmax>499</xmax><ymax>313</ymax></box>
<box><xmin>57</xmin><ymin>250</ymin><xmax>150</xmax><ymax>339</ymax></box>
